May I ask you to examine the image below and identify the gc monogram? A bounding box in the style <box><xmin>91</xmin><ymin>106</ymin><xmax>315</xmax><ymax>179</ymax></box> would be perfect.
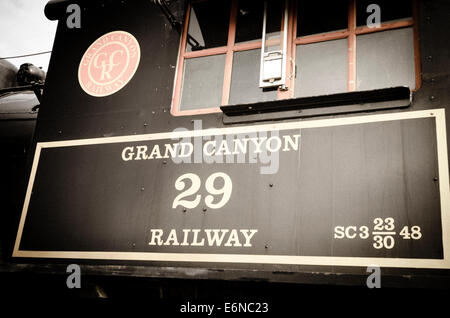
<box><xmin>78</xmin><ymin>31</ymin><xmax>141</xmax><ymax>97</ymax></box>
<box><xmin>93</xmin><ymin>50</ymin><xmax>124</xmax><ymax>81</ymax></box>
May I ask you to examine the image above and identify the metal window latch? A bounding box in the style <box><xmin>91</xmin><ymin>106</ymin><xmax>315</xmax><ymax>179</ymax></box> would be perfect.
<box><xmin>259</xmin><ymin>0</ymin><xmax>289</xmax><ymax>89</ymax></box>
<box><xmin>262</xmin><ymin>51</ymin><xmax>283</xmax><ymax>82</ymax></box>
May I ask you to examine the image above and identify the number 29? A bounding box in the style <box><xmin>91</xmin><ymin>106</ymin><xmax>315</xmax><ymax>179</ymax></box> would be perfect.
<box><xmin>172</xmin><ymin>172</ymin><xmax>232</xmax><ymax>210</ymax></box>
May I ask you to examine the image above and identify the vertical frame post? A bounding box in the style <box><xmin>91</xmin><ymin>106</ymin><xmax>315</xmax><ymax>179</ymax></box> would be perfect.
<box><xmin>347</xmin><ymin>0</ymin><xmax>357</xmax><ymax>92</ymax></box>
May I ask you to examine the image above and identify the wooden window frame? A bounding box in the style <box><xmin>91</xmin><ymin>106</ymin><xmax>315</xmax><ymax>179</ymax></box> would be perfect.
<box><xmin>171</xmin><ymin>0</ymin><xmax>421</xmax><ymax>116</ymax></box>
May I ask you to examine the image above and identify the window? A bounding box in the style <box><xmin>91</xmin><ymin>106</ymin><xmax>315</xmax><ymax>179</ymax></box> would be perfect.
<box><xmin>293</xmin><ymin>0</ymin><xmax>419</xmax><ymax>97</ymax></box>
<box><xmin>172</xmin><ymin>0</ymin><xmax>420</xmax><ymax>116</ymax></box>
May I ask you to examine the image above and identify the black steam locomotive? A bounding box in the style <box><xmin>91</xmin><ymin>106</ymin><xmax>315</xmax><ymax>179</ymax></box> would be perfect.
<box><xmin>1</xmin><ymin>0</ymin><xmax>449</xmax><ymax>303</ymax></box>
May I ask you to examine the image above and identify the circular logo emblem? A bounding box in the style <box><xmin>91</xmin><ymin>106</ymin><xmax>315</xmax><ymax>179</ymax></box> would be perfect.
<box><xmin>78</xmin><ymin>31</ymin><xmax>141</xmax><ymax>97</ymax></box>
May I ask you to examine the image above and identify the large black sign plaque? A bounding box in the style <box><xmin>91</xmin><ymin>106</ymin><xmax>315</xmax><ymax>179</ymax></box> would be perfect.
<box><xmin>13</xmin><ymin>109</ymin><xmax>450</xmax><ymax>269</ymax></box>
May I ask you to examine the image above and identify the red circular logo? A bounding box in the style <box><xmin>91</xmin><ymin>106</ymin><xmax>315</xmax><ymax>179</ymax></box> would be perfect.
<box><xmin>78</xmin><ymin>31</ymin><xmax>141</xmax><ymax>97</ymax></box>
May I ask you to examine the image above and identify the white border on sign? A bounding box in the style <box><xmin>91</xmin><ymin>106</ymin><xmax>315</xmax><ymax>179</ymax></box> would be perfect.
<box><xmin>13</xmin><ymin>109</ymin><xmax>450</xmax><ymax>269</ymax></box>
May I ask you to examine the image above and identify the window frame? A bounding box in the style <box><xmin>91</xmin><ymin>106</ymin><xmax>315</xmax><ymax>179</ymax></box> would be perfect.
<box><xmin>171</xmin><ymin>0</ymin><xmax>421</xmax><ymax>116</ymax></box>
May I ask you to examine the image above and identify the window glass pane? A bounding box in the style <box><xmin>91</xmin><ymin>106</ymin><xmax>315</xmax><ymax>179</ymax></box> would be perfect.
<box><xmin>186</xmin><ymin>0</ymin><xmax>231</xmax><ymax>52</ymax></box>
<box><xmin>180</xmin><ymin>55</ymin><xmax>226</xmax><ymax>110</ymax></box>
<box><xmin>356</xmin><ymin>0</ymin><xmax>412</xmax><ymax>27</ymax></box>
<box><xmin>264</xmin><ymin>0</ymin><xmax>284</xmax><ymax>51</ymax></box>
<box><xmin>235</xmin><ymin>0</ymin><xmax>264</xmax><ymax>44</ymax></box>
<box><xmin>294</xmin><ymin>39</ymin><xmax>348</xmax><ymax>97</ymax></box>
<box><xmin>297</xmin><ymin>0</ymin><xmax>348</xmax><ymax>37</ymax></box>
<box><xmin>356</xmin><ymin>28</ymin><xmax>415</xmax><ymax>90</ymax></box>
<box><xmin>229</xmin><ymin>49</ymin><xmax>278</xmax><ymax>105</ymax></box>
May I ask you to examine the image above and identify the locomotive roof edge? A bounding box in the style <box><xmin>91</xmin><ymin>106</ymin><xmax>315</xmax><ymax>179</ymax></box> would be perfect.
<box><xmin>44</xmin><ymin>0</ymin><xmax>185</xmax><ymax>21</ymax></box>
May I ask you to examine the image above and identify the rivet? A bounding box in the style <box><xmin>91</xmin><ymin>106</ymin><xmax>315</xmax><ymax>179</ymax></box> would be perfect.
<box><xmin>132</xmin><ymin>243</ymin><xmax>136</xmax><ymax>247</ymax></box>
<box><xmin>58</xmin><ymin>130</ymin><xmax>62</xmax><ymax>134</ymax></box>
<box><xmin>265</xmin><ymin>245</ymin><xmax>269</xmax><ymax>249</ymax></box>
<box><xmin>434</xmin><ymin>177</ymin><xmax>439</xmax><ymax>182</ymax></box>
<box><xmin>182</xmin><ymin>208</ymin><xmax>187</xmax><ymax>213</ymax></box>
<box><xmin>141</xmin><ymin>187</ymin><xmax>145</xmax><ymax>191</ymax></box>
<box><xmin>202</xmin><ymin>207</ymin><xmax>207</xmax><ymax>212</ymax></box>
<box><xmin>162</xmin><ymin>160</ymin><xmax>167</xmax><ymax>165</ymax></box>
<box><xmin>430</xmin><ymin>95</ymin><xmax>435</xmax><ymax>101</ymax></box>
<box><xmin>144</xmin><ymin>123</ymin><xmax>148</xmax><ymax>127</ymax></box>
<box><xmin>269</xmin><ymin>183</ymin><xmax>274</xmax><ymax>187</ymax></box>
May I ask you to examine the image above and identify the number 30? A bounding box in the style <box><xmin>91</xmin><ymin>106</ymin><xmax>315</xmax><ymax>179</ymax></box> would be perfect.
<box><xmin>172</xmin><ymin>172</ymin><xmax>232</xmax><ymax>210</ymax></box>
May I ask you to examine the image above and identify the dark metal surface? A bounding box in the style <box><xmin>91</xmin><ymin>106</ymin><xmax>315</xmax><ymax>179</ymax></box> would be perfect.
<box><xmin>1</xmin><ymin>0</ymin><xmax>450</xmax><ymax>290</ymax></box>
<box><xmin>222</xmin><ymin>99</ymin><xmax>410</xmax><ymax>124</ymax></box>
<box><xmin>221</xmin><ymin>86</ymin><xmax>411</xmax><ymax>116</ymax></box>
<box><xmin>17</xmin><ymin>117</ymin><xmax>442</xmax><ymax>262</ymax></box>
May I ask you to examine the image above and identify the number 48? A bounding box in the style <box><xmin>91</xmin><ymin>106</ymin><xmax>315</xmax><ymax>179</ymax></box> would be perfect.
<box><xmin>399</xmin><ymin>226</ymin><xmax>422</xmax><ymax>240</ymax></box>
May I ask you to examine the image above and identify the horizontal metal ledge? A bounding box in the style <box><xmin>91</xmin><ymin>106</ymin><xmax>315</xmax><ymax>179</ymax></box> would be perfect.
<box><xmin>221</xmin><ymin>87</ymin><xmax>411</xmax><ymax>120</ymax></box>
<box><xmin>0</xmin><ymin>85</ymin><xmax>42</xmax><ymax>95</ymax></box>
<box><xmin>1</xmin><ymin>262</ymin><xmax>450</xmax><ymax>288</ymax></box>
<box><xmin>0</xmin><ymin>114</ymin><xmax>38</xmax><ymax>120</ymax></box>
<box><xmin>222</xmin><ymin>99</ymin><xmax>411</xmax><ymax>125</ymax></box>
<box><xmin>44</xmin><ymin>0</ymin><xmax>148</xmax><ymax>20</ymax></box>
